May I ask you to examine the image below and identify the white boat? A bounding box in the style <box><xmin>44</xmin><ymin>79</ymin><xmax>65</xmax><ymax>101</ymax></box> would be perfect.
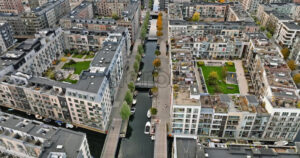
<box><xmin>144</xmin><ymin>121</ymin><xmax>151</xmax><ymax>134</ymax></box>
<box><xmin>147</xmin><ymin>109</ymin><xmax>151</xmax><ymax>118</ymax></box>
<box><xmin>133</xmin><ymin>99</ymin><xmax>137</xmax><ymax>105</ymax></box>
<box><xmin>66</xmin><ymin>123</ymin><xmax>74</xmax><ymax>128</ymax></box>
<box><xmin>130</xmin><ymin>107</ymin><xmax>136</xmax><ymax>115</ymax></box>
<box><xmin>35</xmin><ymin>115</ymin><xmax>43</xmax><ymax>120</ymax></box>
<box><xmin>151</xmin><ymin>135</ymin><xmax>155</xmax><ymax>140</ymax></box>
<box><xmin>137</xmin><ymin>77</ymin><xmax>141</xmax><ymax>81</ymax></box>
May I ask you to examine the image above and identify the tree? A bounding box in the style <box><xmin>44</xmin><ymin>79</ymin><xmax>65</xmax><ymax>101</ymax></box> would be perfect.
<box><xmin>120</xmin><ymin>102</ymin><xmax>131</xmax><ymax>120</ymax></box>
<box><xmin>140</xmin><ymin>27</ymin><xmax>147</xmax><ymax>40</ymax></box>
<box><xmin>157</xmin><ymin>30</ymin><xmax>163</xmax><ymax>36</ymax></box>
<box><xmin>150</xmin><ymin>107</ymin><xmax>157</xmax><ymax>115</ymax></box>
<box><xmin>151</xmin><ymin>86</ymin><xmax>158</xmax><ymax>96</ymax></box>
<box><xmin>155</xmin><ymin>50</ymin><xmax>161</xmax><ymax>56</ymax></box>
<box><xmin>287</xmin><ymin>60</ymin><xmax>296</xmax><ymax>70</ymax></box>
<box><xmin>197</xmin><ymin>61</ymin><xmax>204</xmax><ymax>67</ymax></box>
<box><xmin>219</xmin><ymin>0</ymin><xmax>225</xmax><ymax>2</ymax></box>
<box><xmin>157</xmin><ymin>16</ymin><xmax>163</xmax><ymax>31</ymax></box>
<box><xmin>124</xmin><ymin>90</ymin><xmax>133</xmax><ymax>105</ymax></box>
<box><xmin>281</xmin><ymin>48</ymin><xmax>290</xmax><ymax>60</ymax></box>
<box><xmin>293</xmin><ymin>73</ymin><xmax>300</xmax><ymax>84</ymax></box>
<box><xmin>135</xmin><ymin>54</ymin><xmax>142</xmax><ymax>62</ymax></box>
<box><xmin>61</xmin><ymin>57</ymin><xmax>67</xmax><ymax>62</ymax></box>
<box><xmin>128</xmin><ymin>82</ymin><xmax>135</xmax><ymax>92</ymax></box>
<box><xmin>69</xmin><ymin>59</ymin><xmax>76</xmax><ymax>65</ymax></box>
<box><xmin>112</xmin><ymin>13</ymin><xmax>119</xmax><ymax>20</ymax></box>
<box><xmin>173</xmin><ymin>84</ymin><xmax>179</xmax><ymax>92</ymax></box>
<box><xmin>153</xmin><ymin>58</ymin><xmax>161</xmax><ymax>68</ymax></box>
<box><xmin>134</xmin><ymin>61</ymin><xmax>139</xmax><ymax>73</ymax></box>
<box><xmin>221</xmin><ymin>66</ymin><xmax>228</xmax><ymax>79</ymax></box>
<box><xmin>158</xmin><ymin>12</ymin><xmax>163</xmax><ymax>17</ymax></box>
<box><xmin>208</xmin><ymin>71</ymin><xmax>218</xmax><ymax>85</ymax></box>
<box><xmin>192</xmin><ymin>12</ymin><xmax>200</xmax><ymax>22</ymax></box>
<box><xmin>152</xmin><ymin>71</ymin><xmax>159</xmax><ymax>78</ymax></box>
<box><xmin>266</xmin><ymin>32</ymin><xmax>272</xmax><ymax>39</ymax></box>
<box><xmin>260</xmin><ymin>26</ymin><xmax>266</xmax><ymax>32</ymax></box>
<box><xmin>138</xmin><ymin>45</ymin><xmax>144</xmax><ymax>55</ymax></box>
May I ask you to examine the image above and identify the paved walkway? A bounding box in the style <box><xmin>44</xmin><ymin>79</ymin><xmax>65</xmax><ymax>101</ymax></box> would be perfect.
<box><xmin>153</xmin><ymin>12</ymin><xmax>169</xmax><ymax>158</ymax></box>
<box><xmin>235</xmin><ymin>60</ymin><xmax>248</xmax><ymax>95</ymax></box>
<box><xmin>100</xmin><ymin>28</ymin><xmax>142</xmax><ymax>158</ymax></box>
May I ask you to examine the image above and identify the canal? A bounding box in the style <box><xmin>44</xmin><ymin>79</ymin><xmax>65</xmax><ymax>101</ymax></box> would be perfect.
<box><xmin>118</xmin><ymin>41</ymin><xmax>157</xmax><ymax>158</ymax></box>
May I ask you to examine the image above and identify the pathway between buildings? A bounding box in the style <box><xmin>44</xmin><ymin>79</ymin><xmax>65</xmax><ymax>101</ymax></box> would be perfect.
<box><xmin>153</xmin><ymin>12</ymin><xmax>170</xmax><ymax>158</ymax></box>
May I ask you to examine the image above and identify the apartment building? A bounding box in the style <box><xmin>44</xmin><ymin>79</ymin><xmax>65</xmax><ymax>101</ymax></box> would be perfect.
<box><xmin>0</xmin><ymin>27</ymin><xmax>130</xmax><ymax>132</ymax></box>
<box><xmin>21</xmin><ymin>0</ymin><xmax>71</xmax><ymax>35</ymax></box>
<box><xmin>256</xmin><ymin>3</ymin><xmax>300</xmax><ymax>21</ymax></box>
<box><xmin>227</xmin><ymin>4</ymin><xmax>253</xmax><ymax>22</ymax></box>
<box><xmin>274</xmin><ymin>22</ymin><xmax>300</xmax><ymax>48</ymax></box>
<box><xmin>28</xmin><ymin>0</ymin><xmax>48</xmax><ymax>9</ymax></box>
<box><xmin>180</xmin><ymin>2</ymin><xmax>228</xmax><ymax>22</ymax></box>
<box><xmin>0</xmin><ymin>13</ymin><xmax>28</xmax><ymax>38</ymax></box>
<box><xmin>169</xmin><ymin>20</ymin><xmax>258</xmax><ymax>59</ymax></box>
<box><xmin>0</xmin><ymin>0</ymin><xmax>24</xmax><ymax>14</ymax></box>
<box><xmin>241</xmin><ymin>0</ymin><xmax>262</xmax><ymax>13</ymax></box>
<box><xmin>94</xmin><ymin>0</ymin><xmax>129</xmax><ymax>17</ymax></box>
<box><xmin>0</xmin><ymin>22</ymin><xmax>15</xmax><ymax>53</ymax></box>
<box><xmin>64</xmin><ymin>28</ymin><xmax>109</xmax><ymax>51</ymax></box>
<box><xmin>0</xmin><ymin>112</ymin><xmax>91</xmax><ymax>158</ymax></box>
<box><xmin>68</xmin><ymin>1</ymin><xmax>93</xmax><ymax>19</ymax></box>
<box><xmin>173</xmin><ymin>137</ymin><xmax>300</xmax><ymax>158</ymax></box>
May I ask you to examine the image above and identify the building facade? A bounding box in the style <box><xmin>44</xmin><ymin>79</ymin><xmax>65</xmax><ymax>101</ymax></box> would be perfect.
<box><xmin>0</xmin><ymin>22</ymin><xmax>15</xmax><ymax>53</ymax></box>
<box><xmin>0</xmin><ymin>0</ymin><xmax>24</xmax><ymax>14</ymax></box>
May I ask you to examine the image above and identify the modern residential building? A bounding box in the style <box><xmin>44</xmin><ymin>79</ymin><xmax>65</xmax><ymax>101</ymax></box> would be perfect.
<box><xmin>21</xmin><ymin>0</ymin><xmax>71</xmax><ymax>35</ymax></box>
<box><xmin>227</xmin><ymin>4</ymin><xmax>253</xmax><ymax>22</ymax></box>
<box><xmin>94</xmin><ymin>0</ymin><xmax>130</xmax><ymax>17</ymax></box>
<box><xmin>173</xmin><ymin>137</ymin><xmax>300</xmax><ymax>158</ymax></box>
<box><xmin>0</xmin><ymin>22</ymin><xmax>15</xmax><ymax>53</ymax></box>
<box><xmin>256</xmin><ymin>3</ymin><xmax>300</xmax><ymax>21</ymax></box>
<box><xmin>0</xmin><ymin>0</ymin><xmax>24</xmax><ymax>14</ymax></box>
<box><xmin>241</xmin><ymin>0</ymin><xmax>262</xmax><ymax>13</ymax></box>
<box><xmin>169</xmin><ymin>20</ymin><xmax>258</xmax><ymax>59</ymax></box>
<box><xmin>0</xmin><ymin>112</ymin><xmax>91</xmax><ymax>158</ymax></box>
<box><xmin>0</xmin><ymin>13</ymin><xmax>28</xmax><ymax>38</ymax></box>
<box><xmin>28</xmin><ymin>0</ymin><xmax>48</xmax><ymax>9</ymax></box>
<box><xmin>68</xmin><ymin>1</ymin><xmax>93</xmax><ymax>19</ymax></box>
<box><xmin>0</xmin><ymin>27</ymin><xmax>130</xmax><ymax>132</ymax></box>
<box><xmin>274</xmin><ymin>22</ymin><xmax>300</xmax><ymax>48</ymax></box>
<box><xmin>64</xmin><ymin>28</ymin><xmax>110</xmax><ymax>52</ymax></box>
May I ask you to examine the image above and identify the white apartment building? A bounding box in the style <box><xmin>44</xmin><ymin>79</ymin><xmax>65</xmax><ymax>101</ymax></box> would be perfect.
<box><xmin>274</xmin><ymin>22</ymin><xmax>300</xmax><ymax>48</ymax></box>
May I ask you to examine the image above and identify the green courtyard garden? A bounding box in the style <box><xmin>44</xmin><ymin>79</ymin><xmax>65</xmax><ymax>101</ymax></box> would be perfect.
<box><xmin>198</xmin><ymin>61</ymin><xmax>239</xmax><ymax>94</ymax></box>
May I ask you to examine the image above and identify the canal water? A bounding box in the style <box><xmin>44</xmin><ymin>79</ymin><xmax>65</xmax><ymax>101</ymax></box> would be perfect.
<box><xmin>0</xmin><ymin>106</ymin><xmax>106</xmax><ymax>158</ymax></box>
<box><xmin>117</xmin><ymin>41</ymin><xmax>157</xmax><ymax>158</ymax></box>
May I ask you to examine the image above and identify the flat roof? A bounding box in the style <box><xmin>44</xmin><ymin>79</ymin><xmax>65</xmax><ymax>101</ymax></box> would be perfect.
<box><xmin>176</xmin><ymin>138</ymin><xmax>197</xmax><ymax>158</ymax></box>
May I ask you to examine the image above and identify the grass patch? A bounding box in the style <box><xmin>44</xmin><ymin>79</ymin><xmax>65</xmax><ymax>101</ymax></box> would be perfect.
<box><xmin>62</xmin><ymin>61</ymin><xmax>91</xmax><ymax>74</ymax></box>
<box><xmin>84</xmin><ymin>54</ymin><xmax>95</xmax><ymax>59</ymax></box>
<box><xmin>61</xmin><ymin>74</ymin><xmax>77</xmax><ymax>84</ymax></box>
<box><xmin>200</xmin><ymin>66</ymin><xmax>239</xmax><ymax>94</ymax></box>
<box><xmin>72</xmin><ymin>54</ymin><xmax>84</xmax><ymax>58</ymax></box>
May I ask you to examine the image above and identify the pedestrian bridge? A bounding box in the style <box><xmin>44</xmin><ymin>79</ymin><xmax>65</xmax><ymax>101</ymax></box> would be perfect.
<box><xmin>135</xmin><ymin>81</ymin><xmax>155</xmax><ymax>89</ymax></box>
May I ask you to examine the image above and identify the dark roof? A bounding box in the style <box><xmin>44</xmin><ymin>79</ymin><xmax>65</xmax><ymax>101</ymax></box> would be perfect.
<box><xmin>176</xmin><ymin>138</ymin><xmax>197</xmax><ymax>158</ymax></box>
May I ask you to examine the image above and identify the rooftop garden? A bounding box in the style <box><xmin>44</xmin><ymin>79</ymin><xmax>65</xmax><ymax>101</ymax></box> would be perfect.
<box><xmin>199</xmin><ymin>61</ymin><xmax>239</xmax><ymax>94</ymax></box>
<box><xmin>62</xmin><ymin>60</ymin><xmax>91</xmax><ymax>75</ymax></box>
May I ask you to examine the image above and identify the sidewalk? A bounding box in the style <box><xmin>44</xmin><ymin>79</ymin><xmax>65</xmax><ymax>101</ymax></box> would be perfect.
<box><xmin>153</xmin><ymin>12</ymin><xmax>170</xmax><ymax>158</ymax></box>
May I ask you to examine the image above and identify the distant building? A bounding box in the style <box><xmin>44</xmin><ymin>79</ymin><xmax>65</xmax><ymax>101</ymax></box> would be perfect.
<box><xmin>0</xmin><ymin>112</ymin><xmax>91</xmax><ymax>158</ymax></box>
<box><xmin>28</xmin><ymin>0</ymin><xmax>48</xmax><ymax>9</ymax></box>
<box><xmin>173</xmin><ymin>137</ymin><xmax>300</xmax><ymax>158</ymax></box>
<box><xmin>94</xmin><ymin>0</ymin><xmax>129</xmax><ymax>17</ymax></box>
<box><xmin>242</xmin><ymin>0</ymin><xmax>262</xmax><ymax>13</ymax></box>
<box><xmin>0</xmin><ymin>22</ymin><xmax>15</xmax><ymax>53</ymax></box>
<box><xmin>274</xmin><ymin>22</ymin><xmax>300</xmax><ymax>48</ymax></box>
<box><xmin>0</xmin><ymin>0</ymin><xmax>24</xmax><ymax>14</ymax></box>
<box><xmin>227</xmin><ymin>3</ymin><xmax>253</xmax><ymax>22</ymax></box>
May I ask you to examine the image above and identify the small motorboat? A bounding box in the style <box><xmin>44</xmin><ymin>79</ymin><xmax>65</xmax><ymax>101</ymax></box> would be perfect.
<box><xmin>7</xmin><ymin>108</ymin><xmax>14</xmax><ymax>111</ymax></box>
<box><xmin>144</xmin><ymin>121</ymin><xmax>151</xmax><ymax>134</ymax></box>
<box><xmin>131</xmin><ymin>107</ymin><xmax>136</xmax><ymax>115</ymax></box>
<box><xmin>147</xmin><ymin>109</ymin><xmax>151</xmax><ymax>119</ymax></box>
<box><xmin>138</xmin><ymin>71</ymin><xmax>142</xmax><ymax>76</ymax></box>
<box><xmin>151</xmin><ymin>135</ymin><xmax>155</xmax><ymax>140</ymax></box>
<box><xmin>133</xmin><ymin>99</ymin><xmax>137</xmax><ymax>105</ymax></box>
<box><xmin>142</xmin><ymin>54</ymin><xmax>145</xmax><ymax>58</ymax></box>
<box><xmin>137</xmin><ymin>77</ymin><xmax>141</xmax><ymax>82</ymax></box>
<box><xmin>66</xmin><ymin>123</ymin><xmax>74</xmax><ymax>128</ymax></box>
<box><xmin>133</xmin><ymin>91</ymin><xmax>138</xmax><ymax>98</ymax></box>
<box><xmin>43</xmin><ymin>118</ymin><xmax>51</xmax><ymax>123</ymax></box>
<box><xmin>35</xmin><ymin>115</ymin><xmax>43</xmax><ymax>120</ymax></box>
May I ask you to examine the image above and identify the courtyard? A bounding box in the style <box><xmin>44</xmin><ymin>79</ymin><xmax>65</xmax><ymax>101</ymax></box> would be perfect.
<box><xmin>199</xmin><ymin>61</ymin><xmax>240</xmax><ymax>94</ymax></box>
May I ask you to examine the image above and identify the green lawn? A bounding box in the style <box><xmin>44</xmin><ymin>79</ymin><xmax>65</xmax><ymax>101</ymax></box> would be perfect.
<box><xmin>62</xmin><ymin>78</ymin><xmax>78</xmax><ymax>84</ymax></box>
<box><xmin>84</xmin><ymin>54</ymin><xmax>95</xmax><ymax>59</ymax></box>
<box><xmin>62</xmin><ymin>61</ymin><xmax>91</xmax><ymax>74</ymax></box>
<box><xmin>200</xmin><ymin>66</ymin><xmax>239</xmax><ymax>94</ymax></box>
<box><xmin>72</xmin><ymin>54</ymin><xmax>84</xmax><ymax>58</ymax></box>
